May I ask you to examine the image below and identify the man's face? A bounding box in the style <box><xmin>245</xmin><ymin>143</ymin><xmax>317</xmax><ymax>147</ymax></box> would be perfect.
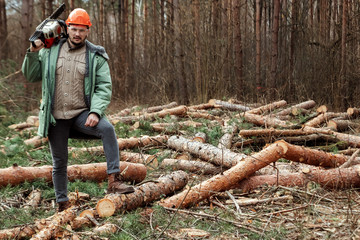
<box><xmin>67</xmin><ymin>24</ymin><xmax>89</xmax><ymax>46</ymax></box>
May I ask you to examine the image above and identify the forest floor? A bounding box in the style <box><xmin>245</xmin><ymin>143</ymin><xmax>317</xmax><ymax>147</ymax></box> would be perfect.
<box><xmin>0</xmin><ymin>99</ymin><xmax>360</xmax><ymax>239</ymax></box>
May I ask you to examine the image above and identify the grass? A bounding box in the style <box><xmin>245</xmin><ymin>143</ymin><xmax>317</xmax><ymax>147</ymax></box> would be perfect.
<box><xmin>1</xmin><ymin>107</ymin><xmax>360</xmax><ymax>239</ymax></box>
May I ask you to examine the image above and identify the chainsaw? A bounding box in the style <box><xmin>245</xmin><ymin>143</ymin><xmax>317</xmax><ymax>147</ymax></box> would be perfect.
<box><xmin>29</xmin><ymin>3</ymin><xmax>67</xmax><ymax>48</ymax></box>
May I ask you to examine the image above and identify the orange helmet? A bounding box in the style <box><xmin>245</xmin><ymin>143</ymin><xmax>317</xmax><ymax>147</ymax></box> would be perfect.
<box><xmin>66</xmin><ymin>8</ymin><xmax>92</xmax><ymax>27</ymax></box>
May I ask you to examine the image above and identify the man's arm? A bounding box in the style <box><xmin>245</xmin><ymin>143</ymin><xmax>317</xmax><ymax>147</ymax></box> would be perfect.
<box><xmin>21</xmin><ymin>40</ymin><xmax>45</xmax><ymax>83</ymax></box>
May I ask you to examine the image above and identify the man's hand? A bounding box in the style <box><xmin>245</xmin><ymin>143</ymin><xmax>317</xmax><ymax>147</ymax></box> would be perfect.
<box><xmin>30</xmin><ymin>39</ymin><xmax>45</xmax><ymax>52</ymax></box>
<box><xmin>85</xmin><ymin>113</ymin><xmax>100</xmax><ymax>127</ymax></box>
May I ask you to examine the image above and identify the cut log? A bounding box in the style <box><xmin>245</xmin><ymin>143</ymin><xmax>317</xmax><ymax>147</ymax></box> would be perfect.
<box><xmin>186</xmin><ymin>111</ymin><xmax>222</xmax><ymax>121</ymax></box>
<box><xmin>303</xmin><ymin>126</ymin><xmax>360</xmax><ymax>148</ymax></box>
<box><xmin>69</xmin><ymin>135</ymin><xmax>168</xmax><ymax>154</ymax></box>
<box><xmin>304</xmin><ymin>112</ymin><xmax>348</xmax><ymax>127</ymax></box>
<box><xmin>96</xmin><ymin>171</ymin><xmax>188</xmax><ymax>216</ymax></box>
<box><xmin>237</xmin><ymin>165</ymin><xmax>360</xmax><ymax>191</ymax></box>
<box><xmin>139</xmin><ymin>101</ymin><xmax>178</xmax><ymax>113</ymax></box>
<box><xmin>8</xmin><ymin>122</ymin><xmax>33</xmax><ymax>130</ymax></box>
<box><xmin>347</xmin><ymin>107</ymin><xmax>360</xmax><ymax>118</ymax></box>
<box><xmin>24</xmin><ymin>136</ymin><xmax>48</xmax><ymax>147</ymax></box>
<box><xmin>159</xmin><ymin>141</ymin><xmax>288</xmax><ymax>208</ymax></box>
<box><xmin>150</xmin><ymin>121</ymin><xmax>202</xmax><ymax>133</ymax></box>
<box><xmin>30</xmin><ymin>206</ymin><xmax>77</xmax><ymax>240</ymax></box>
<box><xmin>161</xmin><ymin>158</ymin><xmax>221</xmax><ymax>175</ymax></box>
<box><xmin>167</xmin><ymin>135</ymin><xmax>246</xmax><ymax>168</ymax></box>
<box><xmin>282</xmin><ymin>141</ymin><xmax>347</xmax><ymax>167</ymax></box>
<box><xmin>316</xmin><ymin>105</ymin><xmax>328</xmax><ymax>113</ymax></box>
<box><xmin>276</xmin><ymin>100</ymin><xmax>316</xmax><ymax>116</ymax></box>
<box><xmin>0</xmin><ymin>161</ymin><xmax>146</xmax><ymax>187</ymax></box>
<box><xmin>239</xmin><ymin>128</ymin><xmax>311</xmax><ymax>137</ymax></box>
<box><xmin>208</xmin><ymin>99</ymin><xmax>251</xmax><ymax>112</ymax></box>
<box><xmin>193</xmin><ymin>132</ymin><xmax>207</xmax><ymax>143</ymax></box>
<box><xmin>218</xmin><ymin>121</ymin><xmax>238</xmax><ymax>149</ymax></box>
<box><xmin>187</xmin><ymin>103</ymin><xmax>215</xmax><ymax>111</ymax></box>
<box><xmin>242</xmin><ymin>112</ymin><xmax>292</xmax><ymax>128</ymax></box>
<box><xmin>24</xmin><ymin>189</ymin><xmax>42</xmax><ymax>208</ymax></box>
<box><xmin>110</xmin><ymin>105</ymin><xmax>187</xmax><ymax>124</ymax></box>
<box><xmin>246</xmin><ymin>100</ymin><xmax>287</xmax><ymax>115</ymax></box>
<box><xmin>290</xmin><ymin>107</ymin><xmax>310</xmax><ymax>116</ymax></box>
<box><xmin>327</xmin><ymin>119</ymin><xmax>360</xmax><ymax>132</ymax></box>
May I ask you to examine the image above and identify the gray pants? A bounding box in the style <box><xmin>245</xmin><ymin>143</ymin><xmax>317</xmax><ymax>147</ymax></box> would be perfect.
<box><xmin>48</xmin><ymin>110</ymin><xmax>120</xmax><ymax>203</ymax></box>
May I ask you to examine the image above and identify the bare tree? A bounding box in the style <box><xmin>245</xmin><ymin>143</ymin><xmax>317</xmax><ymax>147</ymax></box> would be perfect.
<box><xmin>269</xmin><ymin>0</ymin><xmax>280</xmax><ymax>99</ymax></box>
<box><xmin>0</xmin><ymin>0</ymin><xmax>8</xmax><ymax>61</ymax></box>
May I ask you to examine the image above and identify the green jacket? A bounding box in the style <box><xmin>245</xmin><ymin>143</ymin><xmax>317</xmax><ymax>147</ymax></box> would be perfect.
<box><xmin>22</xmin><ymin>39</ymin><xmax>112</xmax><ymax>137</ymax></box>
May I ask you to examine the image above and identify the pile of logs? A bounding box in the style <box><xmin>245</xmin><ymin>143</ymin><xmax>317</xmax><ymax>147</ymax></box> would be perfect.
<box><xmin>2</xmin><ymin>99</ymin><xmax>360</xmax><ymax>239</ymax></box>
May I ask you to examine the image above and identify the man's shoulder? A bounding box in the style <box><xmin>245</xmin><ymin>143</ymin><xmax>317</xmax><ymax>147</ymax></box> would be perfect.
<box><xmin>85</xmin><ymin>40</ymin><xmax>109</xmax><ymax>60</ymax></box>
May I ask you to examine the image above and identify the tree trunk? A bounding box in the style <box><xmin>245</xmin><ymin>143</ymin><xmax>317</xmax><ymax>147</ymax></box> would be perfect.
<box><xmin>246</xmin><ymin>100</ymin><xmax>287</xmax><ymax>115</ymax></box>
<box><xmin>167</xmin><ymin>135</ymin><xmax>246</xmax><ymax>168</ymax></box>
<box><xmin>0</xmin><ymin>161</ymin><xmax>146</xmax><ymax>187</ymax></box>
<box><xmin>69</xmin><ymin>135</ymin><xmax>169</xmax><ymax>155</ymax></box>
<box><xmin>255</xmin><ymin>0</ymin><xmax>261</xmax><ymax>97</ymax></box>
<box><xmin>0</xmin><ymin>0</ymin><xmax>9</xmax><ymax>60</ymax></box>
<box><xmin>96</xmin><ymin>171</ymin><xmax>188</xmax><ymax>217</ymax></box>
<box><xmin>233</xmin><ymin>0</ymin><xmax>243</xmax><ymax>96</ymax></box>
<box><xmin>242</xmin><ymin>112</ymin><xmax>292</xmax><ymax>128</ymax></box>
<box><xmin>276</xmin><ymin>100</ymin><xmax>316</xmax><ymax>116</ymax></box>
<box><xmin>218</xmin><ymin>122</ymin><xmax>237</xmax><ymax>149</ymax></box>
<box><xmin>237</xmin><ymin>165</ymin><xmax>360</xmax><ymax>192</ymax></box>
<box><xmin>209</xmin><ymin>99</ymin><xmax>251</xmax><ymax>112</ymax></box>
<box><xmin>159</xmin><ymin>141</ymin><xmax>287</xmax><ymax>208</ymax></box>
<box><xmin>269</xmin><ymin>0</ymin><xmax>280</xmax><ymax>99</ymax></box>
<box><xmin>193</xmin><ymin>0</ymin><xmax>203</xmax><ymax>102</ymax></box>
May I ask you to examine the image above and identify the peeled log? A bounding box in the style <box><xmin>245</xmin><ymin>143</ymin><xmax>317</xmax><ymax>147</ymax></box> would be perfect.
<box><xmin>159</xmin><ymin>141</ymin><xmax>288</xmax><ymax>209</ymax></box>
<box><xmin>96</xmin><ymin>171</ymin><xmax>188</xmax><ymax>217</ymax></box>
<box><xmin>0</xmin><ymin>161</ymin><xmax>146</xmax><ymax>187</ymax></box>
<box><xmin>167</xmin><ymin>135</ymin><xmax>246</xmax><ymax>168</ymax></box>
<box><xmin>282</xmin><ymin>141</ymin><xmax>347</xmax><ymax>167</ymax></box>
<box><xmin>237</xmin><ymin>165</ymin><xmax>360</xmax><ymax>191</ymax></box>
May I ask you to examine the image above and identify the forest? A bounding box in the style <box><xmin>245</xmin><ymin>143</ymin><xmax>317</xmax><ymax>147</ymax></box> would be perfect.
<box><xmin>1</xmin><ymin>0</ymin><xmax>360</xmax><ymax>239</ymax></box>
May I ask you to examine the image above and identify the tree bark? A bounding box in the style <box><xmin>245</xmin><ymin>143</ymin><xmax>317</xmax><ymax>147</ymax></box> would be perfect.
<box><xmin>269</xmin><ymin>0</ymin><xmax>280</xmax><ymax>98</ymax></box>
<box><xmin>0</xmin><ymin>0</ymin><xmax>8</xmax><ymax>60</ymax></box>
<box><xmin>218</xmin><ymin>122</ymin><xmax>238</xmax><ymax>149</ymax></box>
<box><xmin>159</xmin><ymin>141</ymin><xmax>287</xmax><ymax>209</ymax></box>
<box><xmin>242</xmin><ymin>112</ymin><xmax>292</xmax><ymax>128</ymax></box>
<box><xmin>239</xmin><ymin>128</ymin><xmax>312</xmax><ymax>137</ymax></box>
<box><xmin>96</xmin><ymin>171</ymin><xmax>188</xmax><ymax>217</ymax></box>
<box><xmin>209</xmin><ymin>99</ymin><xmax>251</xmax><ymax>112</ymax></box>
<box><xmin>255</xmin><ymin>0</ymin><xmax>261</xmax><ymax>96</ymax></box>
<box><xmin>167</xmin><ymin>135</ymin><xmax>246</xmax><ymax>168</ymax></box>
<box><xmin>304</xmin><ymin>112</ymin><xmax>348</xmax><ymax>127</ymax></box>
<box><xmin>0</xmin><ymin>161</ymin><xmax>146</xmax><ymax>187</ymax></box>
<box><xmin>233</xmin><ymin>0</ymin><xmax>243</xmax><ymax>95</ymax></box>
<box><xmin>327</xmin><ymin>119</ymin><xmax>360</xmax><ymax>132</ymax></box>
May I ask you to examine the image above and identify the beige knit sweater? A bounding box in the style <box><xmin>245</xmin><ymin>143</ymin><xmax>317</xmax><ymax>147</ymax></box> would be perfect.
<box><xmin>53</xmin><ymin>42</ymin><xmax>88</xmax><ymax>119</ymax></box>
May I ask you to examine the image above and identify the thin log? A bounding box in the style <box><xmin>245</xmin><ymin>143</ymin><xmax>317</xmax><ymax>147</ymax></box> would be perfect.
<box><xmin>303</xmin><ymin>126</ymin><xmax>360</xmax><ymax>147</ymax></box>
<box><xmin>208</xmin><ymin>99</ymin><xmax>251</xmax><ymax>112</ymax></box>
<box><xmin>246</xmin><ymin>100</ymin><xmax>287</xmax><ymax>115</ymax></box>
<box><xmin>347</xmin><ymin>107</ymin><xmax>360</xmax><ymax>118</ymax></box>
<box><xmin>161</xmin><ymin>158</ymin><xmax>221</xmax><ymax>175</ymax></box>
<box><xmin>187</xmin><ymin>103</ymin><xmax>215</xmax><ymax>111</ymax></box>
<box><xmin>167</xmin><ymin>135</ymin><xmax>246</xmax><ymax>168</ymax></box>
<box><xmin>327</xmin><ymin>119</ymin><xmax>360</xmax><ymax>132</ymax></box>
<box><xmin>96</xmin><ymin>171</ymin><xmax>189</xmax><ymax>217</ymax></box>
<box><xmin>241</xmin><ymin>112</ymin><xmax>293</xmax><ymax>128</ymax></box>
<box><xmin>8</xmin><ymin>122</ymin><xmax>33</xmax><ymax>130</ymax></box>
<box><xmin>339</xmin><ymin>149</ymin><xmax>360</xmax><ymax>168</ymax></box>
<box><xmin>237</xmin><ymin>165</ymin><xmax>360</xmax><ymax>191</ymax></box>
<box><xmin>290</xmin><ymin>108</ymin><xmax>310</xmax><ymax>116</ymax></box>
<box><xmin>186</xmin><ymin>111</ymin><xmax>222</xmax><ymax>121</ymax></box>
<box><xmin>140</xmin><ymin>101</ymin><xmax>178</xmax><ymax>113</ymax></box>
<box><xmin>276</xmin><ymin>100</ymin><xmax>316</xmax><ymax>116</ymax></box>
<box><xmin>69</xmin><ymin>135</ymin><xmax>168</xmax><ymax>154</ymax></box>
<box><xmin>150</xmin><ymin>121</ymin><xmax>203</xmax><ymax>133</ymax></box>
<box><xmin>110</xmin><ymin>105</ymin><xmax>187</xmax><ymax>124</ymax></box>
<box><xmin>24</xmin><ymin>136</ymin><xmax>48</xmax><ymax>147</ymax></box>
<box><xmin>239</xmin><ymin>128</ymin><xmax>312</xmax><ymax>137</ymax></box>
<box><xmin>218</xmin><ymin>121</ymin><xmax>238</xmax><ymax>149</ymax></box>
<box><xmin>159</xmin><ymin>141</ymin><xmax>288</xmax><ymax>208</ymax></box>
<box><xmin>282</xmin><ymin>141</ymin><xmax>348</xmax><ymax>167</ymax></box>
<box><xmin>304</xmin><ymin>112</ymin><xmax>347</xmax><ymax>127</ymax></box>
<box><xmin>0</xmin><ymin>161</ymin><xmax>146</xmax><ymax>187</ymax></box>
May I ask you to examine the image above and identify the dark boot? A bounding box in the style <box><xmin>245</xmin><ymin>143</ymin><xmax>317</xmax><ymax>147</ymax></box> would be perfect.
<box><xmin>107</xmin><ymin>172</ymin><xmax>135</xmax><ymax>194</ymax></box>
<box><xmin>57</xmin><ymin>201</ymin><xmax>72</xmax><ymax>212</ymax></box>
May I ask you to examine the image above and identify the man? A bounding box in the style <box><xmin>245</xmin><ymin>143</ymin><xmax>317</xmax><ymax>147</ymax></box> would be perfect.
<box><xmin>22</xmin><ymin>8</ymin><xmax>135</xmax><ymax>212</ymax></box>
